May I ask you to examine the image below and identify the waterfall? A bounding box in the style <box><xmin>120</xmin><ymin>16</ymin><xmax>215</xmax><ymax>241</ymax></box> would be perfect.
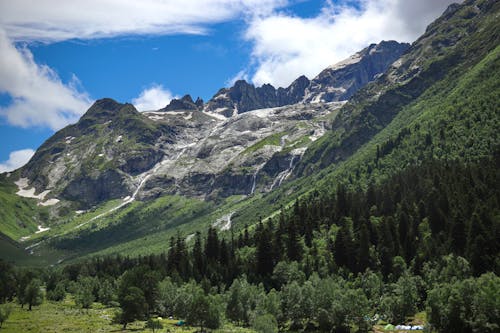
<box><xmin>270</xmin><ymin>151</ymin><xmax>304</xmax><ymax>190</ymax></box>
<box><xmin>250</xmin><ymin>163</ymin><xmax>266</xmax><ymax>195</ymax></box>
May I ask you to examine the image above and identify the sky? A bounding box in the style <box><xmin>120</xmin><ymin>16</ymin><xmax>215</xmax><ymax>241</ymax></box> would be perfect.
<box><xmin>0</xmin><ymin>0</ymin><xmax>458</xmax><ymax>172</ymax></box>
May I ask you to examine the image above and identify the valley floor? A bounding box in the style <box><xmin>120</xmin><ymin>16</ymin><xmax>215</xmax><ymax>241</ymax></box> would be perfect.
<box><xmin>0</xmin><ymin>297</ymin><xmax>256</xmax><ymax>333</ymax></box>
<box><xmin>0</xmin><ymin>297</ymin><xmax>430</xmax><ymax>333</ymax></box>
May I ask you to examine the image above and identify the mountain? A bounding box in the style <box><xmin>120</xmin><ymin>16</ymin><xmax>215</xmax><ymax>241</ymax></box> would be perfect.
<box><xmin>204</xmin><ymin>40</ymin><xmax>409</xmax><ymax>117</ymax></box>
<box><xmin>163</xmin><ymin>94</ymin><xmax>203</xmax><ymax>111</ymax></box>
<box><xmin>8</xmin><ymin>40</ymin><xmax>403</xmax><ymax>212</ymax></box>
<box><xmin>0</xmin><ymin>0</ymin><xmax>498</xmax><ymax>265</ymax></box>
<box><xmin>296</xmin><ymin>0</ymin><xmax>500</xmax><ymax>177</ymax></box>
<box><xmin>303</xmin><ymin>40</ymin><xmax>410</xmax><ymax>103</ymax></box>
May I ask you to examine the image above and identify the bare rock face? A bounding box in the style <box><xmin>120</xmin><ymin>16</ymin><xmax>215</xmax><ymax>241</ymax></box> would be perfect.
<box><xmin>303</xmin><ymin>41</ymin><xmax>410</xmax><ymax>103</ymax></box>
<box><xmin>163</xmin><ymin>94</ymin><xmax>202</xmax><ymax>111</ymax></box>
<box><xmin>204</xmin><ymin>41</ymin><xmax>409</xmax><ymax>117</ymax></box>
<box><xmin>61</xmin><ymin>170</ymin><xmax>128</xmax><ymax>207</ymax></box>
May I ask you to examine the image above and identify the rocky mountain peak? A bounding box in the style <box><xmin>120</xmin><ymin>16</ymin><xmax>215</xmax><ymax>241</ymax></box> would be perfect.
<box><xmin>204</xmin><ymin>41</ymin><xmax>409</xmax><ymax>117</ymax></box>
<box><xmin>303</xmin><ymin>40</ymin><xmax>410</xmax><ymax>103</ymax></box>
<box><xmin>164</xmin><ymin>94</ymin><xmax>201</xmax><ymax>111</ymax></box>
<box><xmin>81</xmin><ymin>98</ymin><xmax>134</xmax><ymax>119</ymax></box>
<box><xmin>78</xmin><ymin>98</ymin><xmax>140</xmax><ymax>130</ymax></box>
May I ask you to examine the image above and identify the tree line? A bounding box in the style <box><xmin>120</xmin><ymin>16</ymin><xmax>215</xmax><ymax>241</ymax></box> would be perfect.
<box><xmin>0</xmin><ymin>155</ymin><xmax>498</xmax><ymax>331</ymax></box>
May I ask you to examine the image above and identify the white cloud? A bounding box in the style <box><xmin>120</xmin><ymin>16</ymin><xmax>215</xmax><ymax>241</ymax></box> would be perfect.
<box><xmin>0</xmin><ymin>0</ymin><xmax>287</xmax><ymax>42</ymax></box>
<box><xmin>0</xmin><ymin>0</ymin><xmax>287</xmax><ymax>130</ymax></box>
<box><xmin>0</xmin><ymin>0</ymin><xmax>459</xmax><ymax>132</ymax></box>
<box><xmin>0</xmin><ymin>149</ymin><xmax>35</xmax><ymax>173</ymax></box>
<box><xmin>225</xmin><ymin>70</ymin><xmax>250</xmax><ymax>87</ymax></box>
<box><xmin>245</xmin><ymin>0</ymin><xmax>459</xmax><ymax>87</ymax></box>
<box><xmin>0</xmin><ymin>30</ymin><xmax>92</xmax><ymax>129</ymax></box>
<box><xmin>132</xmin><ymin>85</ymin><xmax>176</xmax><ymax>111</ymax></box>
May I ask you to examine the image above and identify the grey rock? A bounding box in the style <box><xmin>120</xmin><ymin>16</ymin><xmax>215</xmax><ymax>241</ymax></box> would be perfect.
<box><xmin>163</xmin><ymin>94</ymin><xmax>200</xmax><ymax>111</ymax></box>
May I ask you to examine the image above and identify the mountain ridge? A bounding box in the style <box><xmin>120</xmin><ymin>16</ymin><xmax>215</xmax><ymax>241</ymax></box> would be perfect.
<box><xmin>202</xmin><ymin>40</ymin><xmax>409</xmax><ymax>117</ymax></box>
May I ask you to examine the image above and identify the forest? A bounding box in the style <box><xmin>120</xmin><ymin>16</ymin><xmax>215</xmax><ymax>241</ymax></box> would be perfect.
<box><xmin>1</xmin><ymin>154</ymin><xmax>498</xmax><ymax>332</ymax></box>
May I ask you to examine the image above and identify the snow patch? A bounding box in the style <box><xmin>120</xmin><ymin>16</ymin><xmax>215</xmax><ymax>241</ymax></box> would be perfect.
<box><xmin>202</xmin><ymin>110</ymin><xmax>227</xmax><ymax>121</ymax></box>
<box><xmin>35</xmin><ymin>225</ymin><xmax>50</xmax><ymax>233</ymax></box>
<box><xmin>311</xmin><ymin>92</ymin><xmax>324</xmax><ymax>103</ymax></box>
<box><xmin>214</xmin><ymin>92</ymin><xmax>228</xmax><ymax>100</ymax></box>
<box><xmin>39</xmin><ymin>198</ymin><xmax>59</xmax><ymax>206</ymax></box>
<box><xmin>148</xmin><ymin>115</ymin><xmax>164</xmax><ymax>121</ymax></box>
<box><xmin>15</xmin><ymin>178</ymin><xmax>50</xmax><ymax>200</ymax></box>
<box><xmin>247</xmin><ymin>106</ymin><xmax>277</xmax><ymax>118</ymax></box>
<box><xmin>184</xmin><ymin>112</ymin><xmax>193</xmax><ymax>120</ymax></box>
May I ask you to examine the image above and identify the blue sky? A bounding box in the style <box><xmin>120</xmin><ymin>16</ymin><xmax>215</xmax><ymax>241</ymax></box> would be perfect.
<box><xmin>0</xmin><ymin>0</ymin><xmax>456</xmax><ymax>172</ymax></box>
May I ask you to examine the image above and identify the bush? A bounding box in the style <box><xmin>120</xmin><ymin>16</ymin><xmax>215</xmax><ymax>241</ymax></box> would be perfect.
<box><xmin>251</xmin><ymin>314</ymin><xmax>278</xmax><ymax>333</ymax></box>
<box><xmin>0</xmin><ymin>304</ymin><xmax>12</xmax><ymax>328</ymax></box>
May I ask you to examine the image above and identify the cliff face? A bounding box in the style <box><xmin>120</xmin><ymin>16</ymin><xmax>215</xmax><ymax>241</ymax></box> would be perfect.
<box><xmin>303</xmin><ymin>41</ymin><xmax>410</xmax><ymax>103</ymax></box>
<box><xmin>204</xmin><ymin>41</ymin><xmax>409</xmax><ymax>117</ymax></box>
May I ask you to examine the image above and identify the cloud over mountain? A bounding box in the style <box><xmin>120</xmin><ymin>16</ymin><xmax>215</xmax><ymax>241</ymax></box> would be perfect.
<box><xmin>244</xmin><ymin>0</ymin><xmax>459</xmax><ymax>87</ymax></box>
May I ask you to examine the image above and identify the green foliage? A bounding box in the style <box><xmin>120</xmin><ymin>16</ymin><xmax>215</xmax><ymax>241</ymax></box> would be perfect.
<box><xmin>24</xmin><ymin>279</ymin><xmax>43</xmax><ymax>311</ymax></box>
<box><xmin>118</xmin><ymin>286</ymin><xmax>147</xmax><ymax>329</ymax></box>
<box><xmin>145</xmin><ymin>318</ymin><xmax>163</xmax><ymax>332</ymax></box>
<box><xmin>186</xmin><ymin>293</ymin><xmax>221</xmax><ymax>330</ymax></box>
<box><xmin>427</xmin><ymin>272</ymin><xmax>500</xmax><ymax>333</ymax></box>
<box><xmin>118</xmin><ymin>266</ymin><xmax>159</xmax><ymax>315</ymax></box>
<box><xmin>226</xmin><ymin>277</ymin><xmax>263</xmax><ymax>325</ymax></box>
<box><xmin>0</xmin><ymin>304</ymin><xmax>12</xmax><ymax>328</ymax></box>
<box><xmin>380</xmin><ymin>272</ymin><xmax>420</xmax><ymax>323</ymax></box>
<box><xmin>74</xmin><ymin>276</ymin><xmax>95</xmax><ymax>309</ymax></box>
<box><xmin>98</xmin><ymin>279</ymin><xmax>116</xmax><ymax>306</ymax></box>
<box><xmin>157</xmin><ymin>278</ymin><xmax>177</xmax><ymax>317</ymax></box>
<box><xmin>242</xmin><ymin>132</ymin><xmax>286</xmax><ymax>155</ymax></box>
<box><xmin>251</xmin><ymin>314</ymin><xmax>278</xmax><ymax>333</ymax></box>
<box><xmin>0</xmin><ymin>260</ymin><xmax>16</xmax><ymax>303</ymax></box>
<box><xmin>0</xmin><ymin>180</ymin><xmax>43</xmax><ymax>241</ymax></box>
<box><xmin>46</xmin><ymin>282</ymin><xmax>66</xmax><ymax>302</ymax></box>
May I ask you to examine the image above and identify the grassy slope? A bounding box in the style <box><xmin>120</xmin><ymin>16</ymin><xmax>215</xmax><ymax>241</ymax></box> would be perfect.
<box><xmin>0</xmin><ymin>177</ymin><xmax>44</xmax><ymax>240</ymax></box>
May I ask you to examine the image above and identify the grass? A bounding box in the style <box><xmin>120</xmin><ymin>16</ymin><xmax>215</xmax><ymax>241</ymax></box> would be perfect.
<box><xmin>0</xmin><ymin>297</ymin><xmax>258</xmax><ymax>333</ymax></box>
<box><xmin>0</xmin><ymin>178</ymin><xmax>43</xmax><ymax>241</ymax></box>
<box><xmin>241</xmin><ymin>132</ymin><xmax>286</xmax><ymax>155</ymax></box>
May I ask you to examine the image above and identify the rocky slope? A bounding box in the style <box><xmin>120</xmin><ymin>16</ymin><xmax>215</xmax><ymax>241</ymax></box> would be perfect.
<box><xmin>204</xmin><ymin>40</ymin><xmax>409</xmax><ymax>117</ymax></box>
<box><xmin>10</xmin><ymin>40</ymin><xmax>406</xmax><ymax>211</ymax></box>
<box><xmin>14</xmin><ymin>96</ymin><xmax>343</xmax><ymax>210</ymax></box>
<box><xmin>303</xmin><ymin>40</ymin><xmax>409</xmax><ymax>103</ymax></box>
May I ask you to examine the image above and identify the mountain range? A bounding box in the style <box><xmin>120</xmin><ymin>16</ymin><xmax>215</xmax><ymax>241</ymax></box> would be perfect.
<box><xmin>0</xmin><ymin>0</ymin><xmax>498</xmax><ymax>266</ymax></box>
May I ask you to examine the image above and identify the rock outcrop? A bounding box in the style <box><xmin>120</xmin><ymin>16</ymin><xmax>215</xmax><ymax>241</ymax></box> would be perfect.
<box><xmin>204</xmin><ymin>41</ymin><xmax>409</xmax><ymax>117</ymax></box>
